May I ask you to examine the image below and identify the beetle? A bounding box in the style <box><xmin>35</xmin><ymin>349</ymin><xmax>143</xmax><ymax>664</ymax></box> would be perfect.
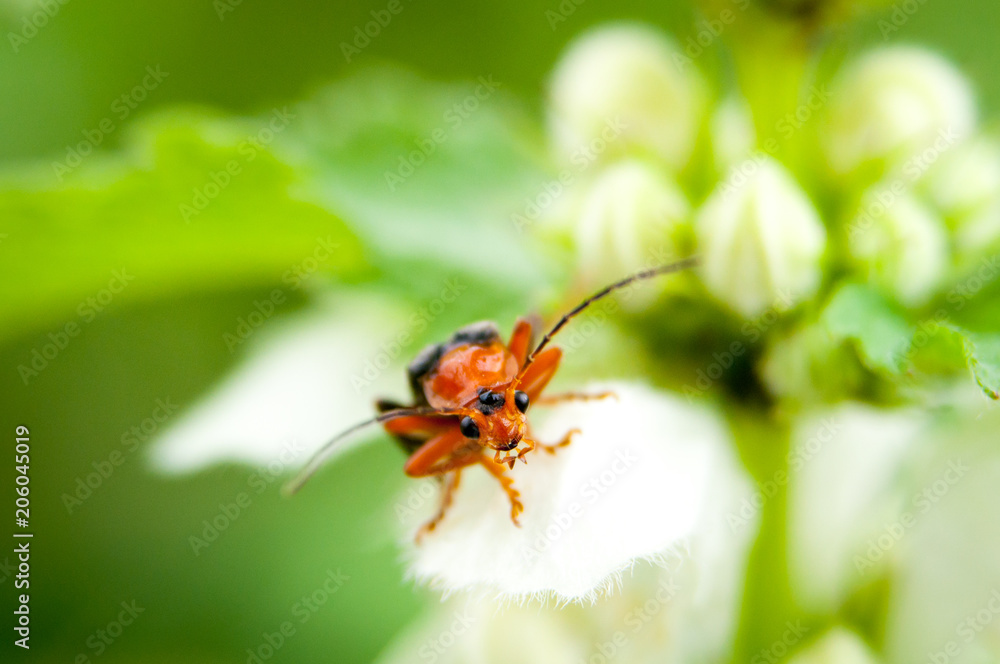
<box><xmin>286</xmin><ymin>258</ymin><xmax>696</xmax><ymax>537</ymax></box>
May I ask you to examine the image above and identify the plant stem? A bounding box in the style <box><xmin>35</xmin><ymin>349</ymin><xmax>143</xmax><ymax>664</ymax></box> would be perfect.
<box><xmin>729</xmin><ymin>411</ymin><xmax>802</xmax><ymax>663</ymax></box>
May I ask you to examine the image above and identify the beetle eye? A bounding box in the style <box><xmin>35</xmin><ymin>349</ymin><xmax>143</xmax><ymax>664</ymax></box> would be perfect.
<box><xmin>478</xmin><ymin>389</ymin><xmax>504</xmax><ymax>409</ymax></box>
<box><xmin>514</xmin><ymin>390</ymin><xmax>530</xmax><ymax>413</ymax></box>
<box><xmin>459</xmin><ymin>416</ymin><xmax>480</xmax><ymax>439</ymax></box>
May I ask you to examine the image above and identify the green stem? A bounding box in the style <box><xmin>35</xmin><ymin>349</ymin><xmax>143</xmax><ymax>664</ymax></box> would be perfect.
<box><xmin>730</xmin><ymin>412</ymin><xmax>802</xmax><ymax>663</ymax></box>
<box><xmin>728</xmin><ymin>13</ymin><xmax>816</xmax><ymax>172</ymax></box>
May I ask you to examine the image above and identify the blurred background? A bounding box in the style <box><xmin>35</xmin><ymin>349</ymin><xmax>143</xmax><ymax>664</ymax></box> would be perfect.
<box><xmin>1</xmin><ymin>0</ymin><xmax>999</xmax><ymax>662</ymax></box>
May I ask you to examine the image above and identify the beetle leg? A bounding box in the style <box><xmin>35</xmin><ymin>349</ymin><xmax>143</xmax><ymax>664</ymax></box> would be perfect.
<box><xmin>385</xmin><ymin>414</ymin><xmax>455</xmax><ymax>441</ymax></box>
<box><xmin>517</xmin><ymin>346</ymin><xmax>563</xmax><ymax>402</ymax></box>
<box><xmin>513</xmin><ymin>438</ymin><xmax>535</xmax><ymax>464</ymax></box>
<box><xmin>415</xmin><ymin>468</ymin><xmax>465</xmax><ymax>542</ymax></box>
<box><xmin>536</xmin><ymin>390</ymin><xmax>616</xmax><ymax>405</ymax></box>
<box><xmin>404</xmin><ymin>434</ymin><xmax>481</xmax><ymax>540</ymax></box>
<box><xmin>404</xmin><ymin>427</ymin><xmax>471</xmax><ymax>477</ymax></box>
<box><xmin>478</xmin><ymin>456</ymin><xmax>523</xmax><ymax>526</ymax></box>
<box><xmin>508</xmin><ymin>317</ymin><xmax>534</xmax><ymax>368</ymax></box>
<box><xmin>537</xmin><ymin>428</ymin><xmax>580</xmax><ymax>455</ymax></box>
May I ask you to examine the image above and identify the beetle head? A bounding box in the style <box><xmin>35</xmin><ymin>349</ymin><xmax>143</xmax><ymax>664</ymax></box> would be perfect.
<box><xmin>458</xmin><ymin>386</ymin><xmax>532</xmax><ymax>461</ymax></box>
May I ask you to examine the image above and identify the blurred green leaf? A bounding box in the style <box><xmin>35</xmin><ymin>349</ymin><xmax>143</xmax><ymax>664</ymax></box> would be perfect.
<box><xmin>934</xmin><ymin>324</ymin><xmax>1000</xmax><ymax>400</ymax></box>
<box><xmin>821</xmin><ymin>283</ymin><xmax>913</xmax><ymax>373</ymax></box>
<box><xmin>277</xmin><ymin>67</ymin><xmax>550</xmax><ymax>288</ymax></box>
<box><xmin>0</xmin><ymin>111</ymin><xmax>368</xmax><ymax>343</ymax></box>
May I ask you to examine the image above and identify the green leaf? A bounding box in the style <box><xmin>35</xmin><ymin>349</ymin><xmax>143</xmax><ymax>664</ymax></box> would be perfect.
<box><xmin>0</xmin><ymin>111</ymin><xmax>367</xmax><ymax>344</ymax></box>
<box><xmin>821</xmin><ymin>283</ymin><xmax>913</xmax><ymax>373</ymax></box>
<box><xmin>934</xmin><ymin>324</ymin><xmax>1000</xmax><ymax>400</ymax></box>
<box><xmin>277</xmin><ymin>68</ymin><xmax>549</xmax><ymax>290</ymax></box>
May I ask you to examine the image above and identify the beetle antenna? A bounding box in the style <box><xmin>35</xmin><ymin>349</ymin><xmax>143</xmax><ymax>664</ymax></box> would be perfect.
<box><xmin>283</xmin><ymin>406</ymin><xmax>458</xmax><ymax>496</ymax></box>
<box><xmin>517</xmin><ymin>257</ymin><xmax>698</xmax><ymax>378</ymax></box>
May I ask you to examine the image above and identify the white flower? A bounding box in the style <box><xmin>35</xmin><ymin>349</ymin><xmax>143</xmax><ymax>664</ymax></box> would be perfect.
<box><xmin>787</xmin><ymin>628</ymin><xmax>882</xmax><ymax>664</ymax></box>
<box><xmin>787</xmin><ymin>403</ymin><xmax>928</xmax><ymax>613</ymax></box>
<box><xmin>848</xmin><ymin>188</ymin><xmax>948</xmax><ymax>306</ymax></box>
<box><xmin>823</xmin><ymin>46</ymin><xmax>976</xmax><ymax>175</ymax></box>
<box><xmin>924</xmin><ymin>136</ymin><xmax>1000</xmax><ymax>253</ymax></box>
<box><xmin>150</xmin><ymin>293</ymin><xmax>410</xmax><ymax>472</ymax></box>
<box><xmin>548</xmin><ymin>24</ymin><xmax>705</xmax><ymax>171</ymax></box>
<box><xmin>572</xmin><ymin>160</ymin><xmax>690</xmax><ymax>298</ymax></box>
<box><xmin>883</xmin><ymin>394</ymin><xmax>1000</xmax><ymax>664</ymax></box>
<box><xmin>380</xmin><ymin>384</ymin><xmax>757</xmax><ymax>662</ymax></box>
<box><xmin>695</xmin><ymin>157</ymin><xmax>827</xmax><ymax>317</ymax></box>
<box><xmin>403</xmin><ymin>381</ymin><xmax>757</xmax><ymax>604</ymax></box>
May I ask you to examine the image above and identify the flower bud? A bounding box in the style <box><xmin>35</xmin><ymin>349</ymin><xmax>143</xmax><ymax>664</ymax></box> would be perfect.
<box><xmin>573</xmin><ymin>160</ymin><xmax>690</xmax><ymax>297</ymax></box>
<box><xmin>924</xmin><ymin>136</ymin><xmax>1000</xmax><ymax>252</ymax></box>
<box><xmin>547</xmin><ymin>24</ymin><xmax>705</xmax><ymax>171</ymax></box>
<box><xmin>760</xmin><ymin>324</ymin><xmax>866</xmax><ymax>403</ymax></box>
<box><xmin>695</xmin><ymin>158</ymin><xmax>827</xmax><ymax>318</ymax></box>
<box><xmin>787</xmin><ymin>628</ymin><xmax>881</xmax><ymax>664</ymax></box>
<box><xmin>823</xmin><ymin>47</ymin><xmax>976</xmax><ymax>176</ymax></box>
<box><xmin>847</xmin><ymin>188</ymin><xmax>948</xmax><ymax>306</ymax></box>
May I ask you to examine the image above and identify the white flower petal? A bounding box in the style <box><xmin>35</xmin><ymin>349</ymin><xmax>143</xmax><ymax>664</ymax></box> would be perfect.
<box><xmin>403</xmin><ymin>381</ymin><xmax>755</xmax><ymax>603</ymax></box>
<box><xmin>824</xmin><ymin>46</ymin><xmax>976</xmax><ymax>175</ymax></box>
<box><xmin>380</xmin><ymin>399</ymin><xmax>757</xmax><ymax>662</ymax></box>
<box><xmin>374</xmin><ymin>597</ymin><xmax>589</xmax><ymax>664</ymax></box>
<box><xmin>885</xmin><ymin>399</ymin><xmax>1000</xmax><ymax>664</ymax></box>
<box><xmin>149</xmin><ymin>293</ymin><xmax>410</xmax><ymax>472</ymax></box>
<box><xmin>548</xmin><ymin>24</ymin><xmax>705</xmax><ymax>170</ymax></box>
<box><xmin>788</xmin><ymin>403</ymin><xmax>928</xmax><ymax>612</ymax></box>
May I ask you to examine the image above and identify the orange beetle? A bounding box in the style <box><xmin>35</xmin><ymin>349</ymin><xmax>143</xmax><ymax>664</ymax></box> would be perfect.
<box><xmin>287</xmin><ymin>259</ymin><xmax>696</xmax><ymax>536</ymax></box>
